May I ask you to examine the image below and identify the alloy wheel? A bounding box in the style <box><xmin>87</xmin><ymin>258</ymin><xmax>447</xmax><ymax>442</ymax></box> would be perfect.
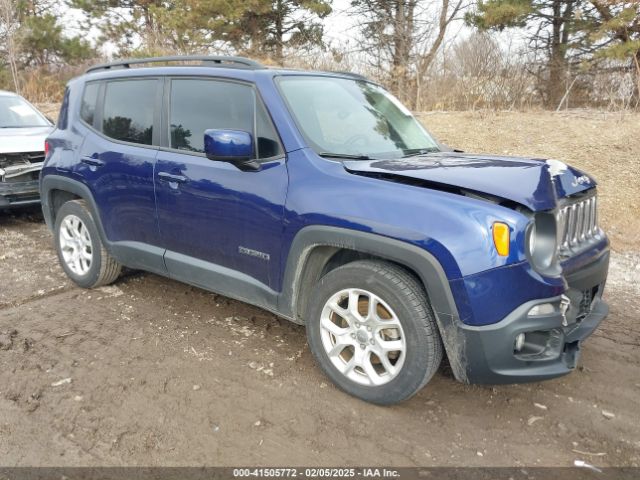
<box><xmin>59</xmin><ymin>214</ymin><xmax>93</xmax><ymax>275</ymax></box>
<box><xmin>319</xmin><ymin>288</ymin><xmax>406</xmax><ymax>386</ymax></box>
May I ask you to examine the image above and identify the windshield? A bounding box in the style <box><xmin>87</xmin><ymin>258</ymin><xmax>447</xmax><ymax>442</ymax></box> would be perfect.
<box><xmin>277</xmin><ymin>76</ymin><xmax>439</xmax><ymax>158</ymax></box>
<box><xmin>0</xmin><ymin>95</ymin><xmax>50</xmax><ymax>128</ymax></box>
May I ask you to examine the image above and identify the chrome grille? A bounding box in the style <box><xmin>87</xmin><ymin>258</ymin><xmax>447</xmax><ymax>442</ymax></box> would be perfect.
<box><xmin>556</xmin><ymin>194</ymin><xmax>599</xmax><ymax>254</ymax></box>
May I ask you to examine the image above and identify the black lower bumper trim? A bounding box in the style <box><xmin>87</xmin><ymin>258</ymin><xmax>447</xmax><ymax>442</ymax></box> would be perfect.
<box><xmin>444</xmin><ymin>251</ymin><xmax>609</xmax><ymax>385</ymax></box>
<box><xmin>453</xmin><ymin>297</ymin><xmax>608</xmax><ymax>384</ymax></box>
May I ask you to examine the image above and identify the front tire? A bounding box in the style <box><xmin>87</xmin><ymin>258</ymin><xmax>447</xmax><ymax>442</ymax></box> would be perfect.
<box><xmin>54</xmin><ymin>199</ymin><xmax>121</xmax><ymax>288</ymax></box>
<box><xmin>305</xmin><ymin>260</ymin><xmax>443</xmax><ymax>405</ymax></box>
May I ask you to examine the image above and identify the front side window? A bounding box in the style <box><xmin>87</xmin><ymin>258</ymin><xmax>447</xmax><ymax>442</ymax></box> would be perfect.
<box><xmin>277</xmin><ymin>76</ymin><xmax>439</xmax><ymax>159</ymax></box>
<box><xmin>169</xmin><ymin>79</ymin><xmax>282</xmax><ymax>159</ymax></box>
<box><xmin>102</xmin><ymin>79</ymin><xmax>156</xmax><ymax>145</ymax></box>
<box><xmin>0</xmin><ymin>95</ymin><xmax>50</xmax><ymax>128</ymax></box>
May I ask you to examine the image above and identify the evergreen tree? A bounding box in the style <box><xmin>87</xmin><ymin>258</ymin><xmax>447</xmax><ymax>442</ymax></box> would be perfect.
<box><xmin>224</xmin><ymin>0</ymin><xmax>332</xmax><ymax>62</ymax></box>
<box><xmin>20</xmin><ymin>13</ymin><xmax>95</xmax><ymax>66</ymax></box>
<box><xmin>467</xmin><ymin>0</ymin><xmax>640</xmax><ymax>106</ymax></box>
<box><xmin>70</xmin><ymin>0</ymin><xmax>332</xmax><ymax>62</ymax></box>
<box><xmin>467</xmin><ymin>0</ymin><xmax>586</xmax><ymax>107</ymax></box>
<box><xmin>588</xmin><ymin>0</ymin><xmax>640</xmax><ymax>101</ymax></box>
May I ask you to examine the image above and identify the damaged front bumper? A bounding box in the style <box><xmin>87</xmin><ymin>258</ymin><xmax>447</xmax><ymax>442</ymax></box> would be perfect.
<box><xmin>447</xmin><ymin>249</ymin><xmax>609</xmax><ymax>384</ymax></box>
<box><xmin>0</xmin><ymin>162</ymin><xmax>43</xmax><ymax>208</ymax></box>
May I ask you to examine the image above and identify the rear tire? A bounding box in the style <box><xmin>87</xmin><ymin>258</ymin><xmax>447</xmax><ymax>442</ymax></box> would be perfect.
<box><xmin>305</xmin><ymin>260</ymin><xmax>443</xmax><ymax>405</ymax></box>
<box><xmin>54</xmin><ymin>199</ymin><xmax>121</xmax><ymax>288</ymax></box>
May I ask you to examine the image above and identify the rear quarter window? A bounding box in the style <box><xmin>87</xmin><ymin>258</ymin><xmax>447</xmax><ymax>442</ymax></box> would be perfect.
<box><xmin>57</xmin><ymin>88</ymin><xmax>70</xmax><ymax>130</ymax></box>
<box><xmin>80</xmin><ymin>82</ymin><xmax>100</xmax><ymax>126</ymax></box>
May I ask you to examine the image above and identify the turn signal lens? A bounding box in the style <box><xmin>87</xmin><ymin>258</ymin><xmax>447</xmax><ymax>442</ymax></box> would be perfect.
<box><xmin>493</xmin><ymin>222</ymin><xmax>510</xmax><ymax>256</ymax></box>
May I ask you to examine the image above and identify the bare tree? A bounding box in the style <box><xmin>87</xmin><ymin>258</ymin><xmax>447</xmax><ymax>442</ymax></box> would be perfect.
<box><xmin>413</xmin><ymin>0</ymin><xmax>465</xmax><ymax>109</ymax></box>
<box><xmin>350</xmin><ymin>0</ymin><xmax>466</xmax><ymax>108</ymax></box>
<box><xmin>0</xmin><ymin>0</ymin><xmax>21</xmax><ymax>93</ymax></box>
<box><xmin>414</xmin><ymin>32</ymin><xmax>535</xmax><ymax>110</ymax></box>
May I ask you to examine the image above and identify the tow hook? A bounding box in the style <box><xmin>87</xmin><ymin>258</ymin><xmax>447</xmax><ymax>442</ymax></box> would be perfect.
<box><xmin>560</xmin><ymin>295</ymin><xmax>571</xmax><ymax>326</ymax></box>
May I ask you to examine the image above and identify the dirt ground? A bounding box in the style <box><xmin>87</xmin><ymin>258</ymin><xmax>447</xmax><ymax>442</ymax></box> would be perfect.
<box><xmin>0</xmin><ymin>111</ymin><xmax>638</xmax><ymax>467</ymax></box>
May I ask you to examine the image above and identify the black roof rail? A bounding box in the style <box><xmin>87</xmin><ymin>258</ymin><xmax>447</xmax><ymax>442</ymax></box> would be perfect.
<box><xmin>85</xmin><ymin>55</ymin><xmax>264</xmax><ymax>74</ymax></box>
<box><xmin>328</xmin><ymin>71</ymin><xmax>370</xmax><ymax>81</ymax></box>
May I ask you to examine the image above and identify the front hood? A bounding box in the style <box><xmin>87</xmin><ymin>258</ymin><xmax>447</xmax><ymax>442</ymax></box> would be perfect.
<box><xmin>343</xmin><ymin>152</ymin><xmax>595</xmax><ymax>212</ymax></box>
<box><xmin>0</xmin><ymin>126</ymin><xmax>54</xmax><ymax>154</ymax></box>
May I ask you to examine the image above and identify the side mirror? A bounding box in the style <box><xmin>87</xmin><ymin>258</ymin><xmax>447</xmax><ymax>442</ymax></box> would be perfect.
<box><xmin>204</xmin><ymin>129</ymin><xmax>260</xmax><ymax>171</ymax></box>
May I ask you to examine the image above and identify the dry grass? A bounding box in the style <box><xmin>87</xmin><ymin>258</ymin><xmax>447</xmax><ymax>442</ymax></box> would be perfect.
<box><xmin>35</xmin><ymin>103</ymin><xmax>59</xmax><ymax>119</ymax></box>
<box><xmin>419</xmin><ymin>110</ymin><xmax>640</xmax><ymax>252</ymax></box>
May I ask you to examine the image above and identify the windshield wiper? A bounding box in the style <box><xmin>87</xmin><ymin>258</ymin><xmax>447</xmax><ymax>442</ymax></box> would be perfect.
<box><xmin>401</xmin><ymin>147</ymin><xmax>440</xmax><ymax>158</ymax></box>
<box><xmin>319</xmin><ymin>152</ymin><xmax>373</xmax><ymax>160</ymax></box>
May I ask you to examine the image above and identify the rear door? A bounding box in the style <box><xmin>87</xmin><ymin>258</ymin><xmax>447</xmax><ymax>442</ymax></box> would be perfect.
<box><xmin>154</xmin><ymin>77</ymin><xmax>288</xmax><ymax>290</ymax></box>
<box><xmin>77</xmin><ymin>77</ymin><xmax>165</xmax><ymax>273</ymax></box>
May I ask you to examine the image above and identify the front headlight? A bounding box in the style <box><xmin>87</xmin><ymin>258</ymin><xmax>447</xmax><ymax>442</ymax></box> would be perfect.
<box><xmin>526</xmin><ymin>212</ymin><xmax>558</xmax><ymax>272</ymax></box>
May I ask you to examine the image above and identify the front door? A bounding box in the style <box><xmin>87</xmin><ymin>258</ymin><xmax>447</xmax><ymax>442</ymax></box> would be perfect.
<box><xmin>154</xmin><ymin>77</ymin><xmax>288</xmax><ymax>291</ymax></box>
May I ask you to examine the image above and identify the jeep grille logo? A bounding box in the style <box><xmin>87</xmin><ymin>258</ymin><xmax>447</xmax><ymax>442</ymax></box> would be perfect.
<box><xmin>571</xmin><ymin>175</ymin><xmax>591</xmax><ymax>187</ymax></box>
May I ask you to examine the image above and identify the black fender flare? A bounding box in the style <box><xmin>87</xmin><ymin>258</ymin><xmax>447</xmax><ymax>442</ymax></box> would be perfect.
<box><xmin>41</xmin><ymin>174</ymin><xmax>108</xmax><ymax>242</ymax></box>
<box><xmin>279</xmin><ymin>226</ymin><xmax>460</xmax><ymax>323</ymax></box>
<box><xmin>278</xmin><ymin>226</ymin><xmax>469</xmax><ymax>381</ymax></box>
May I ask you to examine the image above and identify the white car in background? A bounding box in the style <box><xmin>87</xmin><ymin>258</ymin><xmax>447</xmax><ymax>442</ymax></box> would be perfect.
<box><xmin>0</xmin><ymin>90</ymin><xmax>54</xmax><ymax>209</ymax></box>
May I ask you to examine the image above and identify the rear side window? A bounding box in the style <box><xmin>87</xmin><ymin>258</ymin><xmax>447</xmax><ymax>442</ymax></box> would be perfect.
<box><xmin>102</xmin><ymin>79</ymin><xmax>156</xmax><ymax>146</ymax></box>
<box><xmin>80</xmin><ymin>82</ymin><xmax>99</xmax><ymax>126</ymax></box>
<box><xmin>169</xmin><ymin>79</ymin><xmax>283</xmax><ymax>159</ymax></box>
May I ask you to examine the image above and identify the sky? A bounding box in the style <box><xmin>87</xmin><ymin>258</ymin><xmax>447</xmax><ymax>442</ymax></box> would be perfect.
<box><xmin>324</xmin><ymin>0</ymin><xmax>362</xmax><ymax>45</ymax></box>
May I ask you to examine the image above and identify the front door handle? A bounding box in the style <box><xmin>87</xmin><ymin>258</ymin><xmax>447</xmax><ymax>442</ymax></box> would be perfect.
<box><xmin>157</xmin><ymin>172</ymin><xmax>188</xmax><ymax>184</ymax></box>
<box><xmin>81</xmin><ymin>157</ymin><xmax>104</xmax><ymax>168</ymax></box>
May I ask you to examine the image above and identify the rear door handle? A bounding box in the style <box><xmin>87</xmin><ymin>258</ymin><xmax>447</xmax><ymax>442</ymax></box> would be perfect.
<box><xmin>157</xmin><ymin>172</ymin><xmax>188</xmax><ymax>184</ymax></box>
<box><xmin>81</xmin><ymin>157</ymin><xmax>104</xmax><ymax>168</ymax></box>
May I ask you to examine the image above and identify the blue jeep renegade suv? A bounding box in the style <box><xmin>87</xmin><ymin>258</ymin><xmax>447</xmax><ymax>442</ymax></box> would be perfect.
<box><xmin>41</xmin><ymin>56</ymin><xmax>609</xmax><ymax>404</ymax></box>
